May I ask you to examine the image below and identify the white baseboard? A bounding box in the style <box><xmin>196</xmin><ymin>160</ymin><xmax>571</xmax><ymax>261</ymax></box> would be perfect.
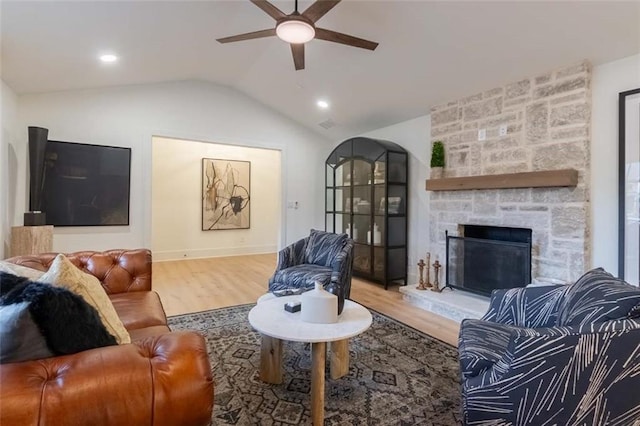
<box><xmin>153</xmin><ymin>245</ymin><xmax>277</xmax><ymax>262</ymax></box>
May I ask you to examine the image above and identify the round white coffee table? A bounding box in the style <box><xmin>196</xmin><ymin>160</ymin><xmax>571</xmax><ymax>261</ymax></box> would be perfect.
<box><xmin>248</xmin><ymin>296</ymin><xmax>372</xmax><ymax>425</ymax></box>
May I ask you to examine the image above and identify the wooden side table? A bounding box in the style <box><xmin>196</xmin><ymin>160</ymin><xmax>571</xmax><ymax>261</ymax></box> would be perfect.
<box><xmin>10</xmin><ymin>226</ymin><xmax>53</xmax><ymax>257</ymax></box>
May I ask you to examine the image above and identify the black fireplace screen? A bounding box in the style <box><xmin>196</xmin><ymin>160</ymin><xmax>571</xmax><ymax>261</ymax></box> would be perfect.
<box><xmin>446</xmin><ymin>235</ymin><xmax>531</xmax><ymax>296</ymax></box>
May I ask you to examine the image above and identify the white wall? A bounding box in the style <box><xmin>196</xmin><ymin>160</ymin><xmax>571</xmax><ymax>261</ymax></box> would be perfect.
<box><xmin>152</xmin><ymin>136</ymin><xmax>281</xmax><ymax>260</ymax></box>
<box><xmin>332</xmin><ymin>115</ymin><xmax>431</xmax><ymax>285</ymax></box>
<box><xmin>592</xmin><ymin>53</ymin><xmax>640</xmax><ymax>275</ymax></box>
<box><xmin>1</xmin><ymin>80</ymin><xmax>18</xmax><ymax>258</ymax></box>
<box><xmin>14</xmin><ymin>80</ymin><xmax>329</xmax><ymax>253</ymax></box>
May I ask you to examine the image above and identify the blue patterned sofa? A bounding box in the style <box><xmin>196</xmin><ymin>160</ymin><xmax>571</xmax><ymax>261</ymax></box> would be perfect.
<box><xmin>458</xmin><ymin>268</ymin><xmax>640</xmax><ymax>425</ymax></box>
<box><xmin>268</xmin><ymin>229</ymin><xmax>355</xmax><ymax>301</ymax></box>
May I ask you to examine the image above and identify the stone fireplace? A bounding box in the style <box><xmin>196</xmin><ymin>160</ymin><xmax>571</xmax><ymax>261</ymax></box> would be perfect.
<box><xmin>399</xmin><ymin>61</ymin><xmax>591</xmax><ymax>322</ymax></box>
<box><xmin>429</xmin><ymin>60</ymin><xmax>591</xmax><ymax>284</ymax></box>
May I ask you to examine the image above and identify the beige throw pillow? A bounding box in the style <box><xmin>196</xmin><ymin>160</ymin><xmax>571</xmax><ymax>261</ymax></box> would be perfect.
<box><xmin>0</xmin><ymin>261</ymin><xmax>45</xmax><ymax>280</ymax></box>
<box><xmin>37</xmin><ymin>254</ymin><xmax>131</xmax><ymax>344</ymax></box>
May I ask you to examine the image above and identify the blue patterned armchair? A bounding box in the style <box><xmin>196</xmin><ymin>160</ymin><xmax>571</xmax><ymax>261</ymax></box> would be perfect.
<box><xmin>458</xmin><ymin>268</ymin><xmax>640</xmax><ymax>425</ymax></box>
<box><xmin>268</xmin><ymin>229</ymin><xmax>355</xmax><ymax>301</ymax></box>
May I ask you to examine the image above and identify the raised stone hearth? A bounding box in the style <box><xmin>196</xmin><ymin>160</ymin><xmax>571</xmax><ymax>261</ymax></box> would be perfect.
<box><xmin>399</xmin><ymin>286</ymin><xmax>489</xmax><ymax>323</ymax></box>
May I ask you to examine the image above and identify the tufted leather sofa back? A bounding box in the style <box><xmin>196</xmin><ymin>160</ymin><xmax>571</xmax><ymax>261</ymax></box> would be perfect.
<box><xmin>6</xmin><ymin>248</ymin><xmax>152</xmax><ymax>294</ymax></box>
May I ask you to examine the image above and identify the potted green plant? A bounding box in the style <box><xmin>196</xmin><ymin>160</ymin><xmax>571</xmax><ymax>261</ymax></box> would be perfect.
<box><xmin>430</xmin><ymin>141</ymin><xmax>445</xmax><ymax>179</ymax></box>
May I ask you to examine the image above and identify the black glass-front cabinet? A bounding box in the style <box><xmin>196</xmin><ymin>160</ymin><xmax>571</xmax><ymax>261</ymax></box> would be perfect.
<box><xmin>325</xmin><ymin>137</ymin><xmax>408</xmax><ymax>289</ymax></box>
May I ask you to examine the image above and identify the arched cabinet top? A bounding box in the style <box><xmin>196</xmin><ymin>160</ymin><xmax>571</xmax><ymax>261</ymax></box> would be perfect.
<box><xmin>326</xmin><ymin>137</ymin><xmax>407</xmax><ymax>167</ymax></box>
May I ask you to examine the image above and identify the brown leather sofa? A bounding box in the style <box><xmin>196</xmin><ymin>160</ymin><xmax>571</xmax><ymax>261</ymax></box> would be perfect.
<box><xmin>0</xmin><ymin>249</ymin><xmax>213</xmax><ymax>426</ymax></box>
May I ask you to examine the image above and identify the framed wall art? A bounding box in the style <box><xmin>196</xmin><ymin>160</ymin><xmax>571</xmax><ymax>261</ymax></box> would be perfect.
<box><xmin>202</xmin><ymin>158</ymin><xmax>250</xmax><ymax>230</ymax></box>
<box><xmin>618</xmin><ymin>88</ymin><xmax>640</xmax><ymax>284</ymax></box>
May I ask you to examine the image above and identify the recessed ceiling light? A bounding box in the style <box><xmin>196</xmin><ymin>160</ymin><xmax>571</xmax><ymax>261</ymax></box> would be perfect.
<box><xmin>99</xmin><ymin>54</ymin><xmax>118</xmax><ymax>63</ymax></box>
<box><xmin>317</xmin><ymin>100</ymin><xmax>329</xmax><ymax>109</ymax></box>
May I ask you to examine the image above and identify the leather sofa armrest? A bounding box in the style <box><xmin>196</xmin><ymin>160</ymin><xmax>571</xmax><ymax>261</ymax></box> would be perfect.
<box><xmin>0</xmin><ymin>331</ymin><xmax>213</xmax><ymax>426</ymax></box>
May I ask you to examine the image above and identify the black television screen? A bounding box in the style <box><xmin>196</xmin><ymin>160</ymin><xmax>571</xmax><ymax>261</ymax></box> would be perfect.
<box><xmin>41</xmin><ymin>140</ymin><xmax>131</xmax><ymax>226</ymax></box>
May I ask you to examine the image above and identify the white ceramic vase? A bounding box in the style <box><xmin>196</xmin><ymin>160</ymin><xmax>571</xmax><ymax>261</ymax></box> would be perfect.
<box><xmin>301</xmin><ymin>282</ymin><xmax>338</xmax><ymax>324</ymax></box>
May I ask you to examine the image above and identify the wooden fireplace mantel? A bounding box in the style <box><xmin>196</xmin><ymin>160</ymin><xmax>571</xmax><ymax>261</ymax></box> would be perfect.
<box><xmin>425</xmin><ymin>169</ymin><xmax>578</xmax><ymax>192</ymax></box>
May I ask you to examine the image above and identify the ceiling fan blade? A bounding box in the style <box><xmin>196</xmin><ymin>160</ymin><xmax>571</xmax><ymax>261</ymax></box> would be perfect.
<box><xmin>250</xmin><ymin>0</ymin><xmax>286</xmax><ymax>20</ymax></box>
<box><xmin>291</xmin><ymin>43</ymin><xmax>305</xmax><ymax>70</ymax></box>
<box><xmin>302</xmin><ymin>0</ymin><xmax>341</xmax><ymax>23</ymax></box>
<box><xmin>217</xmin><ymin>28</ymin><xmax>276</xmax><ymax>44</ymax></box>
<box><xmin>314</xmin><ymin>27</ymin><xmax>378</xmax><ymax>50</ymax></box>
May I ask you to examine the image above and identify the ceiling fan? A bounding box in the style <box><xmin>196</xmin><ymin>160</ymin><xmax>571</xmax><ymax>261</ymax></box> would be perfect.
<box><xmin>216</xmin><ymin>0</ymin><xmax>378</xmax><ymax>70</ymax></box>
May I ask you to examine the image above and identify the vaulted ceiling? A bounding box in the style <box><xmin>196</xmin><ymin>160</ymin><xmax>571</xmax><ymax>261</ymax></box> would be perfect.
<box><xmin>2</xmin><ymin>1</ymin><xmax>639</xmax><ymax>139</ymax></box>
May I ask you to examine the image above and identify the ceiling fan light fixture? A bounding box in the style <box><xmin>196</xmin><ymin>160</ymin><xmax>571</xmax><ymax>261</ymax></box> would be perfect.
<box><xmin>99</xmin><ymin>54</ymin><xmax>118</xmax><ymax>63</ymax></box>
<box><xmin>218</xmin><ymin>0</ymin><xmax>378</xmax><ymax>70</ymax></box>
<box><xmin>276</xmin><ymin>20</ymin><xmax>315</xmax><ymax>44</ymax></box>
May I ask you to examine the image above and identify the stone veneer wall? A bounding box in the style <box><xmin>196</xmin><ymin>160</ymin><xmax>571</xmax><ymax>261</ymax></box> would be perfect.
<box><xmin>429</xmin><ymin>61</ymin><xmax>591</xmax><ymax>282</ymax></box>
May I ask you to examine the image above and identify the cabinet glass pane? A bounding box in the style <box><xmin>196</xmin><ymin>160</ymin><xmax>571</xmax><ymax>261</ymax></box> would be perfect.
<box><xmin>352</xmin><ymin>185</ymin><xmax>372</xmax><ymax>214</ymax></box>
<box><xmin>374</xmin><ymin>185</ymin><xmax>387</xmax><ymax>214</ymax></box>
<box><xmin>354</xmin><ymin>244</ymin><xmax>371</xmax><ymax>275</ymax></box>
<box><xmin>353</xmin><ymin>215</ymin><xmax>371</xmax><ymax>245</ymax></box>
<box><xmin>336</xmin><ymin>161</ymin><xmax>351</xmax><ymax>186</ymax></box>
<box><xmin>371</xmin><ymin>220</ymin><xmax>385</xmax><ymax>246</ymax></box>
<box><xmin>353</xmin><ymin>138</ymin><xmax>384</xmax><ymax>160</ymax></box>
<box><xmin>335</xmin><ymin>188</ymin><xmax>346</xmax><ymax>212</ymax></box>
<box><xmin>325</xmin><ymin>214</ymin><xmax>334</xmax><ymax>233</ymax></box>
<box><xmin>334</xmin><ymin>140</ymin><xmax>352</xmax><ymax>164</ymax></box>
<box><xmin>373</xmin><ymin>247</ymin><xmax>385</xmax><ymax>280</ymax></box>
<box><xmin>388</xmin><ymin>152</ymin><xmax>407</xmax><ymax>182</ymax></box>
<box><xmin>337</xmin><ymin>213</ymin><xmax>350</xmax><ymax>235</ymax></box>
<box><xmin>344</xmin><ymin>191</ymin><xmax>352</xmax><ymax>213</ymax></box>
<box><xmin>388</xmin><ymin>185</ymin><xmax>406</xmax><ymax>215</ymax></box>
<box><xmin>388</xmin><ymin>217</ymin><xmax>406</xmax><ymax>246</ymax></box>
<box><xmin>326</xmin><ymin>164</ymin><xmax>334</xmax><ymax>187</ymax></box>
<box><xmin>373</xmin><ymin>160</ymin><xmax>386</xmax><ymax>184</ymax></box>
<box><xmin>326</xmin><ymin>188</ymin><xmax>334</xmax><ymax>212</ymax></box>
<box><xmin>352</xmin><ymin>159</ymin><xmax>371</xmax><ymax>186</ymax></box>
<box><xmin>388</xmin><ymin>248</ymin><xmax>406</xmax><ymax>279</ymax></box>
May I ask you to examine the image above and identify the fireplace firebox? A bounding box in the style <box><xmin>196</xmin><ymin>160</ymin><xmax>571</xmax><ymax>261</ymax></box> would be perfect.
<box><xmin>446</xmin><ymin>224</ymin><xmax>532</xmax><ymax>296</ymax></box>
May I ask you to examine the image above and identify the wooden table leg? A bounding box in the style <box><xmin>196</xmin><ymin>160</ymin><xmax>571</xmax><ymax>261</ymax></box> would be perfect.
<box><xmin>311</xmin><ymin>341</ymin><xmax>326</xmax><ymax>425</ymax></box>
<box><xmin>260</xmin><ymin>335</ymin><xmax>282</xmax><ymax>384</ymax></box>
<box><xmin>330</xmin><ymin>339</ymin><xmax>349</xmax><ymax>380</ymax></box>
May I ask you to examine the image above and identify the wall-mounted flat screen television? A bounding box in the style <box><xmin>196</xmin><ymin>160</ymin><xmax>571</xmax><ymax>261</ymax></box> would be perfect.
<box><xmin>40</xmin><ymin>141</ymin><xmax>131</xmax><ymax>226</ymax></box>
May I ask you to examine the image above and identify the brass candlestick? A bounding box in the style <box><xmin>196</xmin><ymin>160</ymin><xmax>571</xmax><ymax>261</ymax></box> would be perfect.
<box><xmin>424</xmin><ymin>252</ymin><xmax>432</xmax><ymax>288</ymax></box>
<box><xmin>431</xmin><ymin>259</ymin><xmax>443</xmax><ymax>292</ymax></box>
<box><xmin>416</xmin><ymin>259</ymin><xmax>427</xmax><ymax>290</ymax></box>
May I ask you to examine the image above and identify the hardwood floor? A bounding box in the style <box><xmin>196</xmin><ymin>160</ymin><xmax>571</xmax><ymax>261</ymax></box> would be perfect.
<box><xmin>153</xmin><ymin>253</ymin><xmax>460</xmax><ymax>346</ymax></box>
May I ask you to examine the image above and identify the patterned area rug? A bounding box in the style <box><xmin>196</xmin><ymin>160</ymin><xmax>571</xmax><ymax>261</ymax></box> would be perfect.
<box><xmin>168</xmin><ymin>304</ymin><xmax>462</xmax><ymax>425</ymax></box>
